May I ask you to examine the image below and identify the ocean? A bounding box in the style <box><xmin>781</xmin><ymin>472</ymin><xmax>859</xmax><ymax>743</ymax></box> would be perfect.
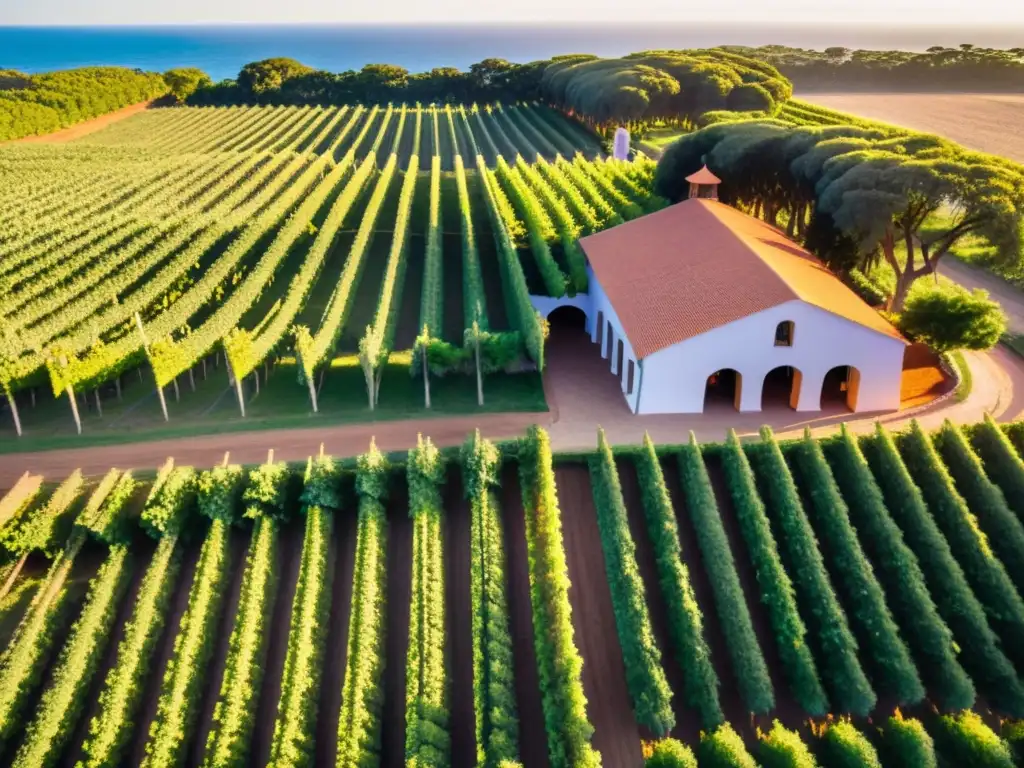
<box><xmin>2</xmin><ymin>23</ymin><xmax>1023</xmax><ymax>82</ymax></box>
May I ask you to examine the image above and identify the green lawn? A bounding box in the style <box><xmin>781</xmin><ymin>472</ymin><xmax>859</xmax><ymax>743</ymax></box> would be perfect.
<box><xmin>0</xmin><ymin>355</ymin><xmax>547</xmax><ymax>455</ymax></box>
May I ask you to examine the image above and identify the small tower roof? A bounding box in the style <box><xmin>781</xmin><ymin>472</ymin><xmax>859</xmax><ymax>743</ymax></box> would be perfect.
<box><xmin>685</xmin><ymin>165</ymin><xmax>721</xmax><ymax>185</ymax></box>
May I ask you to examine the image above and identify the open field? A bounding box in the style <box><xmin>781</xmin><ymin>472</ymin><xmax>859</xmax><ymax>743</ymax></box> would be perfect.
<box><xmin>0</xmin><ymin>420</ymin><xmax>1022</xmax><ymax>766</ymax></box>
<box><xmin>0</xmin><ymin>102</ymin><xmax>667</xmax><ymax>447</ymax></box>
<box><xmin>798</xmin><ymin>92</ymin><xmax>1024</xmax><ymax>163</ymax></box>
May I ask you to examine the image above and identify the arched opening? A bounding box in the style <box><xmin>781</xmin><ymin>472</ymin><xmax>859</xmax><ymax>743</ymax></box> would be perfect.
<box><xmin>774</xmin><ymin>320</ymin><xmax>794</xmax><ymax>347</ymax></box>
<box><xmin>547</xmin><ymin>304</ymin><xmax>588</xmax><ymax>333</ymax></box>
<box><xmin>761</xmin><ymin>365</ymin><xmax>801</xmax><ymax>410</ymax></box>
<box><xmin>821</xmin><ymin>365</ymin><xmax>861</xmax><ymax>411</ymax></box>
<box><xmin>704</xmin><ymin>369</ymin><xmax>742</xmax><ymax>411</ymax></box>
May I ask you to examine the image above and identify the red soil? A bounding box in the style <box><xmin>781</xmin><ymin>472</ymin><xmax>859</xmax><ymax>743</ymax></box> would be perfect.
<box><xmin>251</xmin><ymin>521</ymin><xmax>306</xmax><ymax>767</ymax></box>
<box><xmin>9</xmin><ymin>101</ymin><xmax>156</xmax><ymax>145</ymax></box>
<box><xmin>901</xmin><ymin>343</ymin><xmax>956</xmax><ymax>408</ymax></box>
<box><xmin>553</xmin><ymin>463</ymin><xmax>643</xmax><ymax>768</ymax></box>
<box><xmin>381</xmin><ymin>478</ymin><xmax>413</xmax><ymax>768</ymax></box>
<box><xmin>443</xmin><ymin>471</ymin><xmax>478</xmax><ymax>768</ymax></box>
<box><xmin>128</xmin><ymin>537</ymin><xmax>203</xmax><ymax>766</ymax></box>
<box><xmin>499</xmin><ymin>462</ymin><xmax>551</xmax><ymax>768</ymax></box>
<box><xmin>188</xmin><ymin>528</ymin><xmax>248</xmax><ymax>768</ymax></box>
<box><xmin>315</xmin><ymin>499</ymin><xmax>359</xmax><ymax>766</ymax></box>
<box><xmin>59</xmin><ymin>538</ymin><xmax>157</xmax><ymax>768</ymax></box>
<box><xmin>616</xmin><ymin>457</ymin><xmax>703</xmax><ymax>744</ymax></box>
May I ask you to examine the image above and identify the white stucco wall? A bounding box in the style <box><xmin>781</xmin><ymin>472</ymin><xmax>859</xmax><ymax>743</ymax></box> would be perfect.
<box><xmin>636</xmin><ymin>299</ymin><xmax>906</xmax><ymax>415</ymax></box>
<box><xmin>586</xmin><ymin>268</ymin><xmax>643</xmax><ymax>412</ymax></box>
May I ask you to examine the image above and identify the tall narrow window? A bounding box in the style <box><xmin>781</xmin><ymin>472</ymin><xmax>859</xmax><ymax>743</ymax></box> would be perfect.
<box><xmin>774</xmin><ymin>321</ymin><xmax>794</xmax><ymax>347</ymax></box>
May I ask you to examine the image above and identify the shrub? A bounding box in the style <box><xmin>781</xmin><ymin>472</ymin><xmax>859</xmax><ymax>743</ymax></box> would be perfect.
<box><xmin>1002</xmin><ymin>719</ymin><xmax>1024</xmax><ymax>765</ymax></box>
<box><xmin>817</xmin><ymin>721</ymin><xmax>882</xmax><ymax>768</ymax></box>
<box><xmin>820</xmin><ymin>427</ymin><xmax>974</xmax><ymax>711</ymax></box>
<box><xmin>787</xmin><ymin>430</ymin><xmax>923</xmax><ymax>705</ymax></box>
<box><xmin>517</xmin><ymin>426</ymin><xmax>601</xmax><ymax>767</ymax></box>
<box><xmin>898</xmin><ymin>286</ymin><xmax>1006</xmax><ymax>352</ymax></box>
<box><xmin>897</xmin><ymin>420</ymin><xmax>1024</xmax><ymax>667</ymax></box>
<box><xmin>634</xmin><ymin>434</ymin><xmax>723</xmax><ymax>728</ymax></box>
<box><xmin>699</xmin><ymin>723</ymin><xmax>758</xmax><ymax>768</ymax></box>
<box><xmin>758</xmin><ymin>720</ymin><xmax>817</xmax><ymax>768</ymax></box>
<box><xmin>745</xmin><ymin>427</ymin><xmax>874</xmax><ymax>716</ymax></box>
<box><xmin>645</xmin><ymin>738</ymin><xmax>697</xmax><ymax>768</ymax></box>
<box><xmin>968</xmin><ymin>413</ymin><xmax>1024</xmax><ymax>519</ymax></box>
<box><xmin>934</xmin><ymin>419</ymin><xmax>1024</xmax><ymax>590</ymax></box>
<box><xmin>588</xmin><ymin>428</ymin><xmax>674</xmax><ymax>734</ymax></box>
<box><xmin>674</xmin><ymin>434</ymin><xmax>772</xmax><ymax>715</ymax></box>
<box><xmin>720</xmin><ymin>430</ymin><xmax>827</xmax><ymax>715</ymax></box>
<box><xmin>931</xmin><ymin>711</ymin><xmax>1014</xmax><ymax>768</ymax></box>
<box><xmin>877</xmin><ymin>711</ymin><xmax>936</xmax><ymax>768</ymax></box>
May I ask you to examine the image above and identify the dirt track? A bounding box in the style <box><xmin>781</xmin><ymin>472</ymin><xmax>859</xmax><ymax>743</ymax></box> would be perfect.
<box><xmin>7</xmin><ymin>101</ymin><xmax>155</xmax><ymax>145</ymax></box>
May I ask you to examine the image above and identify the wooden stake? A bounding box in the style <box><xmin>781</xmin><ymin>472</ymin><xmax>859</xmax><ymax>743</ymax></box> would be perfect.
<box><xmin>135</xmin><ymin>312</ymin><xmax>168</xmax><ymax>422</ymax></box>
<box><xmin>172</xmin><ymin>377</ymin><xmax>180</xmax><ymax>402</ymax></box>
<box><xmin>94</xmin><ymin>389</ymin><xmax>103</xmax><ymax>418</ymax></box>
<box><xmin>115</xmin><ymin>376</ymin><xmax>122</xmax><ymax>401</ymax></box>
<box><xmin>317</xmin><ymin>368</ymin><xmax>326</xmax><ymax>397</ymax></box>
<box><xmin>225</xmin><ymin>357</ymin><xmax>246</xmax><ymax>417</ymax></box>
<box><xmin>6</xmin><ymin>390</ymin><xmax>22</xmax><ymax>437</ymax></box>
<box><xmin>29</xmin><ymin>388</ymin><xmax>35</xmax><ymax>408</ymax></box>
<box><xmin>422</xmin><ymin>346</ymin><xmax>431</xmax><ymax>409</ymax></box>
<box><xmin>188</xmin><ymin>368</ymin><xmax>196</xmax><ymax>392</ymax></box>
<box><xmin>202</xmin><ymin>358</ymin><xmax>207</xmax><ymax>379</ymax></box>
<box><xmin>254</xmin><ymin>370</ymin><xmax>260</xmax><ymax>396</ymax></box>
<box><xmin>306</xmin><ymin>370</ymin><xmax>319</xmax><ymax>414</ymax></box>
<box><xmin>138</xmin><ymin>368</ymin><xmax>144</xmax><ymax>383</ymax></box>
<box><xmin>222</xmin><ymin>451</ymin><xmax>230</xmax><ymax>467</ymax></box>
<box><xmin>67</xmin><ymin>384</ymin><xmax>82</xmax><ymax>435</ymax></box>
<box><xmin>0</xmin><ymin>553</ymin><xmax>29</xmax><ymax>601</ymax></box>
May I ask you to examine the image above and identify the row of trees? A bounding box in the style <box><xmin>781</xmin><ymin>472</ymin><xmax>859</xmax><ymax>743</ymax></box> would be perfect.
<box><xmin>181</xmin><ymin>49</ymin><xmax>792</xmax><ymax>130</ymax></box>
<box><xmin>0</xmin><ymin>66</ymin><xmax>169</xmax><ymax>141</ymax></box>
<box><xmin>655</xmin><ymin>119</ymin><xmax>1024</xmax><ymax>313</ymax></box>
<box><xmin>732</xmin><ymin>44</ymin><xmax>1024</xmax><ymax>91</ymax></box>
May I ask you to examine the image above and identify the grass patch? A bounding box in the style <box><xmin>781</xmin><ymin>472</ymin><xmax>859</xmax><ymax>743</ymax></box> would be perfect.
<box><xmin>946</xmin><ymin>350</ymin><xmax>973</xmax><ymax>403</ymax></box>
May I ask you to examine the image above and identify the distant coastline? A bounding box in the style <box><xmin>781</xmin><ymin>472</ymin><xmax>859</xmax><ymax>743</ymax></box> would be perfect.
<box><xmin>4</xmin><ymin>22</ymin><xmax>1024</xmax><ymax>81</ymax></box>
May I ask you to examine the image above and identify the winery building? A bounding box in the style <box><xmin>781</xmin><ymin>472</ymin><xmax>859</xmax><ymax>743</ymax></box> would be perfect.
<box><xmin>531</xmin><ymin>168</ymin><xmax>907</xmax><ymax>415</ymax></box>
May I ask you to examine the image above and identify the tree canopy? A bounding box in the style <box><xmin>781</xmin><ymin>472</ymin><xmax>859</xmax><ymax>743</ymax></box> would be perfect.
<box><xmin>164</xmin><ymin>68</ymin><xmax>212</xmax><ymax>104</ymax></box>
<box><xmin>898</xmin><ymin>286</ymin><xmax>1007</xmax><ymax>352</ymax></box>
<box><xmin>655</xmin><ymin>119</ymin><xmax>1024</xmax><ymax>310</ymax></box>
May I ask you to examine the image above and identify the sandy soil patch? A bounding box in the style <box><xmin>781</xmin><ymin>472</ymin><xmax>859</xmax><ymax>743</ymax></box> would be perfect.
<box><xmin>799</xmin><ymin>92</ymin><xmax>1024</xmax><ymax>163</ymax></box>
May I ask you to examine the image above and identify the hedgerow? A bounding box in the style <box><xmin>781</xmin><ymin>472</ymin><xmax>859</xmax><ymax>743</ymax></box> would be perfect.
<box><xmin>674</xmin><ymin>434</ymin><xmax>772</xmax><ymax>715</ymax></box>
<box><xmin>720</xmin><ymin>430</ymin><xmax>827</xmax><ymax>715</ymax></box>
<box><xmin>817</xmin><ymin>721</ymin><xmax>881</xmax><ymax>768</ymax></box>
<box><xmin>142</xmin><ymin>518</ymin><xmax>232</xmax><ymax>768</ymax></box>
<box><xmin>699</xmin><ymin>723</ymin><xmax>758</xmax><ymax>768</ymax></box>
<box><xmin>931</xmin><ymin>711</ymin><xmax>1014</xmax><ymax>768</ymax></box>
<box><xmin>517</xmin><ymin>425</ymin><xmax>601</xmax><ymax>767</ymax></box>
<box><xmin>461</xmin><ymin>430</ymin><xmax>521</xmax><ymax>767</ymax></box>
<box><xmin>877</xmin><ymin>711</ymin><xmax>936</xmax><ymax>768</ymax></box>
<box><xmin>896</xmin><ymin>420</ymin><xmax>1024</xmax><ymax>667</ymax></box>
<box><xmin>80</xmin><ymin>536</ymin><xmax>181</xmax><ymax>768</ymax></box>
<box><xmin>820</xmin><ymin>426</ymin><xmax>974</xmax><ymax>711</ymax></box>
<box><xmin>787</xmin><ymin>430</ymin><xmax>922</xmax><ymax>705</ymax></box>
<box><xmin>405</xmin><ymin>436</ymin><xmax>451</xmax><ymax>765</ymax></box>
<box><xmin>634</xmin><ymin>433</ymin><xmax>723</xmax><ymax>728</ymax></box>
<box><xmin>336</xmin><ymin>440</ymin><xmax>390</xmax><ymax>767</ymax></box>
<box><xmin>968</xmin><ymin>414</ymin><xmax>1024</xmax><ymax>519</ymax></box>
<box><xmin>588</xmin><ymin>428</ymin><xmax>674</xmax><ymax>735</ymax></box>
<box><xmin>202</xmin><ymin>515</ymin><xmax>279</xmax><ymax>768</ymax></box>
<box><xmin>15</xmin><ymin>545</ymin><xmax>132</xmax><ymax>768</ymax></box>
<box><xmin>859</xmin><ymin>424</ymin><xmax>1024</xmax><ymax>715</ymax></box>
<box><xmin>746</xmin><ymin>427</ymin><xmax>873</xmax><ymax>716</ymax></box>
<box><xmin>644</xmin><ymin>738</ymin><xmax>697</xmax><ymax>767</ymax></box>
<box><xmin>757</xmin><ymin>721</ymin><xmax>816</xmax><ymax>768</ymax></box>
<box><xmin>934</xmin><ymin>419</ymin><xmax>1024</xmax><ymax>591</ymax></box>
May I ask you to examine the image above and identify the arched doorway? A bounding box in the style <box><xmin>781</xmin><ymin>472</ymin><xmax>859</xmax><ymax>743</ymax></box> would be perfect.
<box><xmin>761</xmin><ymin>366</ymin><xmax>802</xmax><ymax>410</ymax></box>
<box><xmin>821</xmin><ymin>365</ymin><xmax>860</xmax><ymax>411</ymax></box>
<box><xmin>704</xmin><ymin>369</ymin><xmax>742</xmax><ymax>411</ymax></box>
<box><xmin>547</xmin><ymin>304</ymin><xmax>588</xmax><ymax>333</ymax></box>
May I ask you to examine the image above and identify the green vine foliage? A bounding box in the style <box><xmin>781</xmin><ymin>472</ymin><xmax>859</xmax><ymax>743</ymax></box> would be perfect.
<box><xmin>141</xmin><ymin>466</ymin><xmax>196</xmax><ymax>540</ymax></box>
<box><xmin>645</xmin><ymin>738</ymin><xmax>697</xmax><ymax>768</ymax></box>
<box><xmin>757</xmin><ymin>721</ymin><xmax>816</xmax><ymax>768</ymax></box>
<box><xmin>967</xmin><ymin>413</ymin><xmax>1024</xmax><ymax>519</ymax></box>
<box><xmin>820</xmin><ymin>427</ymin><xmax>974</xmax><ymax>711</ymax></box>
<box><xmin>197</xmin><ymin>463</ymin><xmax>245</xmax><ymax>525</ymax></box>
<box><xmin>860</xmin><ymin>424</ymin><xmax>1024</xmax><ymax>716</ymax></box>
<box><xmin>77</xmin><ymin>470</ymin><xmax>140</xmax><ymax>546</ymax></box>
<box><xmin>588</xmin><ymin>428</ymin><xmax>674</xmax><ymax>735</ymax></box>
<box><xmin>818</xmin><ymin>721</ymin><xmax>882</xmax><ymax>768</ymax></box>
<box><xmin>931</xmin><ymin>712</ymin><xmax>1015</xmax><ymax>768</ymax></box>
<box><xmin>243</xmin><ymin>460</ymin><xmax>294</xmax><ymax>521</ymax></box>
<box><xmin>17</xmin><ymin>469</ymin><xmax>85</xmax><ymax>555</ymax></box>
<box><xmin>634</xmin><ymin>434</ymin><xmax>723</xmax><ymax>728</ymax></box>
<box><xmin>877</xmin><ymin>711</ymin><xmax>937</xmax><ymax>768</ymax></box>
<box><xmin>720</xmin><ymin>430</ymin><xmax>827</xmax><ymax>716</ymax></box>
<box><xmin>301</xmin><ymin>452</ymin><xmax>343</xmax><ymax>511</ymax></box>
<box><xmin>698</xmin><ymin>723</ymin><xmax>758</xmax><ymax>768</ymax></box>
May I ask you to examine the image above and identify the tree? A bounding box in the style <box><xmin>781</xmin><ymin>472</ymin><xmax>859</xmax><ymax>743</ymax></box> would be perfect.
<box><xmin>164</xmin><ymin>68</ymin><xmax>212</xmax><ymax>103</ymax></box>
<box><xmin>726</xmin><ymin>82</ymin><xmax>774</xmax><ymax>113</ymax></box>
<box><xmin>819</xmin><ymin>152</ymin><xmax>1024</xmax><ymax>310</ymax></box>
<box><xmin>237</xmin><ymin>58</ymin><xmax>314</xmax><ymax>97</ymax></box>
<box><xmin>356</xmin><ymin>63</ymin><xmax>409</xmax><ymax>102</ymax></box>
<box><xmin>898</xmin><ymin>286</ymin><xmax>1007</xmax><ymax>352</ymax></box>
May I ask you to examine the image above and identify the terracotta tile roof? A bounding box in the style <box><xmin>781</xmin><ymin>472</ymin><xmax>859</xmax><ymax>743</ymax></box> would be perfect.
<box><xmin>578</xmin><ymin>198</ymin><xmax>905</xmax><ymax>359</ymax></box>
<box><xmin>685</xmin><ymin>165</ymin><xmax>721</xmax><ymax>185</ymax></box>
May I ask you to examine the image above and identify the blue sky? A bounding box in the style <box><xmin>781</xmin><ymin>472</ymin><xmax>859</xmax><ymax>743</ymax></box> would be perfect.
<box><xmin>2</xmin><ymin>0</ymin><xmax>1020</xmax><ymax>25</ymax></box>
